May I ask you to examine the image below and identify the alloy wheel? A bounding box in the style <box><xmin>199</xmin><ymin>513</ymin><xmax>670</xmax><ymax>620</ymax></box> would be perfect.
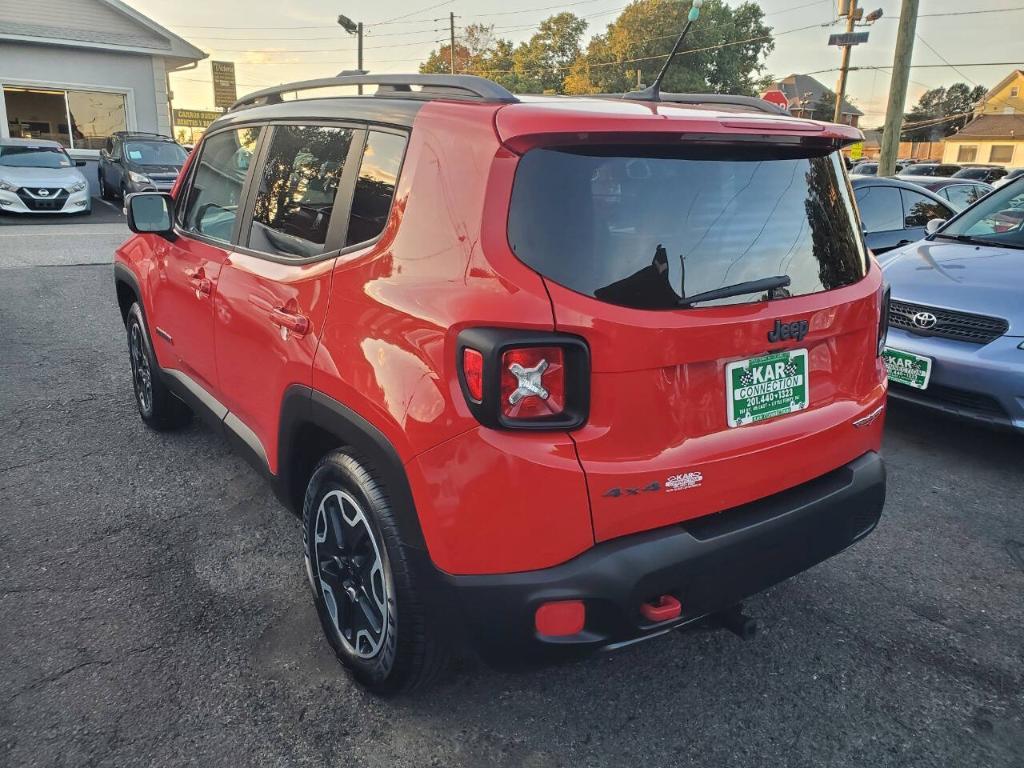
<box><xmin>314</xmin><ymin>490</ymin><xmax>389</xmax><ymax>659</ymax></box>
<box><xmin>129</xmin><ymin>322</ymin><xmax>153</xmax><ymax>413</ymax></box>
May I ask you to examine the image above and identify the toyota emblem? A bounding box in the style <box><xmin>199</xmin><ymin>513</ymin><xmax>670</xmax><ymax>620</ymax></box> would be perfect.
<box><xmin>912</xmin><ymin>311</ymin><xmax>938</xmax><ymax>330</ymax></box>
<box><xmin>37</xmin><ymin>189</ymin><xmax>50</xmax><ymax>197</ymax></box>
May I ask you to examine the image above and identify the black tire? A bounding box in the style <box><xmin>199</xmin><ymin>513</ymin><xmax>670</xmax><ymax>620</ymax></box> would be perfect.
<box><xmin>303</xmin><ymin>450</ymin><xmax>448</xmax><ymax>694</ymax></box>
<box><xmin>98</xmin><ymin>172</ymin><xmax>113</xmax><ymax>201</ymax></box>
<box><xmin>125</xmin><ymin>303</ymin><xmax>191</xmax><ymax>431</ymax></box>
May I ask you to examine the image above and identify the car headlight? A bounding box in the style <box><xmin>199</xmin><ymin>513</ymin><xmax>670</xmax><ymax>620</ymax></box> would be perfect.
<box><xmin>67</xmin><ymin>181</ymin><xmax>87</xmax><ymax>193</ymax></box>
<box><xmin>0</xmin><ymin>178</ymin><xmax>17</xmax><ymax>192</ymax></box>
<box><xmin>128</xmin><ymin>171</ymin><xmax>152</xmax><ymax>185</ymax></box>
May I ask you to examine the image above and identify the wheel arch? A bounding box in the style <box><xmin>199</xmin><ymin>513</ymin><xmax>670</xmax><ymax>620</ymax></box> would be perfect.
<box><xmin>113</xmin><ymin>262</ymin><xmax>143</xmax><ymax>326</ymax></box>
<box><xmin>277</xmin><ymin>386</ymin><xmax>428</xmax><ymax>551</ymax></box>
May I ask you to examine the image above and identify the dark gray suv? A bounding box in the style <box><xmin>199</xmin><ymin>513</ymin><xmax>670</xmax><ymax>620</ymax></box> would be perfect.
<box><xmin>98</xmin><ymin>132</ymin><xmax>188</xmax><ymax>200</ymax></box>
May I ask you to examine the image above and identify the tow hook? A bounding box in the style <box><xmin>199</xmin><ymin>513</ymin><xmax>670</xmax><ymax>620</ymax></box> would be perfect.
<box><xmin>711</xmin><ymin>605</ymin><xmax>759</xmax><ymax>640</ymax></box>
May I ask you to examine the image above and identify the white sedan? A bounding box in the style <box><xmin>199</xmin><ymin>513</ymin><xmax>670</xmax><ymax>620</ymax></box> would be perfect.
<box><xmin>0</xmin><ymin>138</ymin><xmax>91</xmax><ymax>215</ymax></box>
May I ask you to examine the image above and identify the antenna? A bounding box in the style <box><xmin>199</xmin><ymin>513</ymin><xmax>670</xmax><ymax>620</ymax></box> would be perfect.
<box><xmin>624</xmin><ymin>0</ymin><xmax>703</xmax><ymax>102</ymax></box>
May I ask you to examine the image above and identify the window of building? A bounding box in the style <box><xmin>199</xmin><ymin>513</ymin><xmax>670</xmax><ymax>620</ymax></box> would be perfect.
<box><xmin>957</xmin><ymin>145</ymin><xmax>978</xmax><ymax>163</ymax></box>
<box><xmin>180</xmin><ymin>127</ymin><xmax>262</xmax><ymax>244</ymax></box>
<box><xmin>1011</xmin><ymin>87</ymin><xmax>1020</xmax><ymax>98</ymax></box>
<box><xmin>990</xmin><ymin>145</ymin><xmax>1015</xmax><ymax>164</ymax></box>
<box><xmin>346</xmin><ymin>131</ymin><xmax>407</xmax><ymax>247</ymax></box>
<box><xmin>249</xmin><ymin>125</ymin><xmax>354</xmax><ymax>258</ymax></box>
<box><xmin>3</xmin><ymin>86</ymin><xmax>127</xmax><ymax>150</ymax></box>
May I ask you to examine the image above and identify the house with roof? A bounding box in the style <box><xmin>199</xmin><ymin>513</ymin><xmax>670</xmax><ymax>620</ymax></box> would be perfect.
<box><xmin>769</xmin><ymin>73</ymin><xmax>864</xmax><ymax>127</ymax></box>
<box><xmin>0</xmin><ymin>0</ymin><xmax>206</xmax><ymax>190</ymax></box>
<box><xmin>943</xmin><ymin>70</ymin><xmax>1024</xmax><ymax>167</ymax></box>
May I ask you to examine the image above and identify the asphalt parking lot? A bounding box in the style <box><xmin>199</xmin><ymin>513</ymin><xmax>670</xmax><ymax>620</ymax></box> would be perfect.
<box><xmin>1</xmin><ymin>219</ymin><xmax>1022</xmax><ymax>768</ymax></box>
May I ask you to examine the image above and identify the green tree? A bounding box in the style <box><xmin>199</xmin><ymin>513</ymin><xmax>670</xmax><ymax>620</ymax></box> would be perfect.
<box><xmin>511</xmin><ymin>13</ymin><xmax>588</xmax><ymax>93</ymax></box>
<box><xmin>811</xmin><ymin>91</ymin><xmax>836</xmax><ymax>122</ymax></box>
<box><xmin>565</xmin><ymin>0</ymin><xmax>773</xmax><ymax>95</ymax></box>
<box><xmin>903</xmin><ymin>82</ymin><xmax>988</xmax><ymax>141</ymax></box>
<box><xmin>419</xmin><ymin>23</ymin><xmax>499</xmax><ymax>76</ymax></box>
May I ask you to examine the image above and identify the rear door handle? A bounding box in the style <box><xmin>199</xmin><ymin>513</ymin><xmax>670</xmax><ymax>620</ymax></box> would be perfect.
<box><xmin>268</xmin><ymin>308</ymin><xmax>310</xmax><ymax>338</ymax></box>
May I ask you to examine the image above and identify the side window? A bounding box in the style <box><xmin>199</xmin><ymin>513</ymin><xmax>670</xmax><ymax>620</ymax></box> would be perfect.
<box><xmin>111</xmin><ymin>139</ymin><xmax>122</xmax><ymax>160</ymax></box>
<box><xmin>346</xmin><ymin>131</ymin><xmax>407</xmax><ymax>247</ymax></box>
<box><xmin>902</xmin><ymin>190</ymin><xmax>951</xmax><ymax>228</ymax></box>
<box><xmin>942</xmin><ymin>185</ymin><xmax>981</xmax><ymax>209</ymax></box>
<box><xmin>854</xmin><ymin>185</ymin><xmax>903</xmax><ymax>232</ymax></box>
<box><xmin>181</xmin><ymin>127</ymin><xmax>261</xmax><ymax>244</ymax></box>
<box><xmin>248</xmin><ymin>124</ymin><xmax>354</xmax><ymax>258</ymax></box>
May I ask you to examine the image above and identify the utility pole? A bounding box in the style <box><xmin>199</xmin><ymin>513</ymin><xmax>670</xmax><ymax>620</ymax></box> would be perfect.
<box><xmin>357</xmin><ymin>22</ymin><xmax>364</xmax><ymax>92</ymax></box>
<box><xmin>833</xmin><ymin>0</ymin><xmax>858</xmax><ymax>124</ymax></box>
<box><xmin>449</xmin><ymin>12</ymin><xmax>456</xmax><ymax>74</ymax></box>
<box><xmin>878</xmin><ymin>0</ymin><xmax>920</xmax><ymax>176</ymax></box>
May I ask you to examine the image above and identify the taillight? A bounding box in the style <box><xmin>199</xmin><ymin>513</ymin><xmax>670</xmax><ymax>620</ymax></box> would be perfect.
<box><xmin>457</xmin><ymin>329</ymin><xmax>589</xmax><ymax>430</ymax></box>
<box><xmin>501</xmin><ymin>346</ymin><xmax>565</xmax><ymax>419</ymax></box>
<box><xmin>462</xmin><ymin>348</ymin><xmax>484</xmax><ymax>401</ymax></box>
<box><xmin>878</xmin><ymin>283</ymin><xmax>891</xmax><ymax>357</ymax></box>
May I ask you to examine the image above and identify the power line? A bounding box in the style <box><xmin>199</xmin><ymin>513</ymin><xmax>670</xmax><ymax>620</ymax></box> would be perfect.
<box><xmin>374</xmin><ymin>0</ymin><xmax>455</xmax><ymax>26</ymax></box>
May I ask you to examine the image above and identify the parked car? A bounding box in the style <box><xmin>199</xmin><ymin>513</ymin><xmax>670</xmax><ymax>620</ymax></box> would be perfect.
<box><xmin>895</xmin><ymin>175</ymin><xmax>993</xmax><ymax>211</ymax></box>
<box><xmin>952</xmin><ymin>165</ymin><xmax>1008</xmax><ymax>184</ymax></box>
<box><xmin>114</xmin><ymin>74</ymin><xmax>888</xmax><ymax>693</ymax></box>
<box><xmin>98</xmin><ymin>131</ymin><xmax>188</xmax><ymax>200</ymax></box>
<box><xmin>878</xmin><ymin>177</ymin><xmax>1024</xmax><ymax>432</ymax></box>
<box><xmin>993</xmin><ymin>168</ymin><xmax>1024</xmax><ymax>189</ymax></box>
<box><xmin>851</xmin><ymin>176</ymin><xmax>956</xmax><ymax>254</ymax></box>
<box><xmin>0</xmin><ymin>138</ymin><xmax>91</xmax><ymax>215</ymax></box>
<box><xmin>849</xmin><ymin>160</ymin><xmax>912</xmax><ymax>176</ymax></box>
<box><xmin>898</xmin><ymin>162</ymin><xmax>963</xmax><ymax>178</ymax></box>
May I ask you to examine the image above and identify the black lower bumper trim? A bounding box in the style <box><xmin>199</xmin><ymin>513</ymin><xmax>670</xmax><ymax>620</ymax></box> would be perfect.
<box><xmin>440</xmin><ymin>451</ymin><xmax>885</xmax><ymax>666</ymax></box>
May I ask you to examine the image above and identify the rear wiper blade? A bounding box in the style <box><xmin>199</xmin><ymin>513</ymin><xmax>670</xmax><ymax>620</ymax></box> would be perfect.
<box><xmin>678</xmin><ymin>275</ymin><xmax>791</xmax><ymax>308</ymax></box>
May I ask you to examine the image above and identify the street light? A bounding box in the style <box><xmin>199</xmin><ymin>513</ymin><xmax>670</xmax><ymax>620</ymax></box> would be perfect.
<box><xmin>337</xmin><ymin>14</ymin><xmax>364</xmax><ymax>94</ymax></box>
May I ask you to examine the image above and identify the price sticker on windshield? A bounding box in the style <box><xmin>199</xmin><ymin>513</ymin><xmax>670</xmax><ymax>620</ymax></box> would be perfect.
<box><xmin>726</xmin><ymin>349</ymin><xmax>810</xmax><ymax>428</ymax></box>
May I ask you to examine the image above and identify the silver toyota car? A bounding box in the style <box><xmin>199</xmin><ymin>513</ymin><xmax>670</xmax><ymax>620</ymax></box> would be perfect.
<box><xmin>879</xmin><ymin>177</ymin><xmax>1024</xmax><ymax>431</ymax></box>
<box><xmin>0</xmin><ymin>138</ymin><xmax>91</xmax><ymax>215</ymax></box>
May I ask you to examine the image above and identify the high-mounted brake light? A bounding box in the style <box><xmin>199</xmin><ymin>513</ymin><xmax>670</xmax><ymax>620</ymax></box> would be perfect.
<box><xmin>462</xmin><ymin>348</ymin><xmax>484</xmax><ymax>401</ymax></box>
<box><xmin>456</xmin><ymin>329</ymin><xmax>590</xmax><ymax>430</ymax></box>
<box><xmin>501</xmin><ymin>347</ymin><xmax>565</xmax><ymax>419</ymax></box>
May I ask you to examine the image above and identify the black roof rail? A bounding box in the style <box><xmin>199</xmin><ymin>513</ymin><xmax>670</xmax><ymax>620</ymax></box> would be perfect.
<box><xmin>230</xmin><ymin>74</ymin><xmax>518</xmax><ymax>111</ymax></box>
<box><xmin>623</xmin><ymin>92</ymin><xmax>789</xmax><ymax>115</ymax></box>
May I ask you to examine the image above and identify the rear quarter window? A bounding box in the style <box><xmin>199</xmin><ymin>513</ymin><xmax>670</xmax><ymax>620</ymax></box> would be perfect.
<box><xmin>508</xmin><ymin>146</ymin><xmax>867</xmax><ymax>310</ymax></box>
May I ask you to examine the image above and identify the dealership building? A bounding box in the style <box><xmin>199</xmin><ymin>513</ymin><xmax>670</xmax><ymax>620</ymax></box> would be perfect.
<box><xmin>0</xmin><ymin>0</ymin><xmax>205</xmax><ymax>192</ymax></box>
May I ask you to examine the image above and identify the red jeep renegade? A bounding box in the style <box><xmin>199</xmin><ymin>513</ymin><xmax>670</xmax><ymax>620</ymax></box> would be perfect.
<box><xmin>114</xmin><ymin>74</ymin><xmax>888</xmax><ymax>694</ymax></box>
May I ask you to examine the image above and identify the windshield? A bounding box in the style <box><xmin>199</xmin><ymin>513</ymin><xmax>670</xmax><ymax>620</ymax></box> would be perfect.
<box><xmin>936</xmin><ymin>179</ymin><xmax>1024</xmax><ymax>248</ymax></box>
<box><xmin>0</xmin><ymin>145</ymin><xmax>72</xmax><ymax>169</ymax></box>
<box><xmin>125</xmin><ymin>141</ymin><xmax>188</xmax><ymax>166</ymax></box>
<box><xmin>508</xmin><ymin>146</ymin><xmax>866</xmax><ymax>310</ymax></box>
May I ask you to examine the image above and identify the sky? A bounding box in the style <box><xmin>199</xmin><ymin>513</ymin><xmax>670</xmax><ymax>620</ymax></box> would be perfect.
<box><xmin>130</xmin><ymin>0</ymin><xmax>1024</xmax><ymax>127</ymax></box>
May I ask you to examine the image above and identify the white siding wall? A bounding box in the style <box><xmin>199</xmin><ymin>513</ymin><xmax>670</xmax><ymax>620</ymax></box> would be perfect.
<box><xmin>0</xmin><ymin>0</ymin><xmax>169</xmax><ymax>49</ymax></box>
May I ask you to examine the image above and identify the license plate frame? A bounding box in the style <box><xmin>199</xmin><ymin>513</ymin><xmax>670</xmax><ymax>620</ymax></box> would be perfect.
<box><xmin>883</xmin><ymin>348</ymin><xmax>932</xmax><ymax>390</ymax></box>
<box><xmin>726</xmin><ymin>348</ymin><xmax>810</xmax><ymax>428</ymax></box>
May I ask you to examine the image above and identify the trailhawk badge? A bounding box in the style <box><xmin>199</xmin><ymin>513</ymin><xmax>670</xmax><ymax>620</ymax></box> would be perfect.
<box><xmin>726</xmin><ymin>348</ymin><xmax>810</xmax><ymax>428</ymax></box>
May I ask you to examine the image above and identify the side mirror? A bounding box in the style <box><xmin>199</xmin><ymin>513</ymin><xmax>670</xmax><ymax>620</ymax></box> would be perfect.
<box><xmin>925</xmin><ymin>218</ymin><xmax>946</xmax><ymax>235</ymax></box>
<box><xmin>75</xmin><ymin>160</ymin><xmax>87</xmax><ymax>167</ymax></box>
<box><xmin>126</xmin><ymin>192</ymin><xmax>175</xmax><ymax>238</ymax></box>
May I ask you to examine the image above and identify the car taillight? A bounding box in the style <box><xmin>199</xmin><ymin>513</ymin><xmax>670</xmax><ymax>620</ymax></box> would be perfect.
<box><xmin>878</xmin><ymin>283</ymin><xmax>891</xmax><ymax>357</ymax></box>
<box><xmin>462</xmin><ymin>348</ymin><xmax>484</xmax><ymax>401</ymax></box>
<box><xmin>457</xmin><ymin>329</ymin><xmax>589</xmax><ymax>430</ymax></box>
<box><xmin>501</xmin><ymin>346</ymin><xmax>565</xmax><ymax>420</ymax></box>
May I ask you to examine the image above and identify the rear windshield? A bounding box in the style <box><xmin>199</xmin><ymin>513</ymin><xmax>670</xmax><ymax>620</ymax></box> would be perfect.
<box><xmin>508</xmin><ymin>146</ymin><xmax>866</xmax><ymax>310</ymax></box>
